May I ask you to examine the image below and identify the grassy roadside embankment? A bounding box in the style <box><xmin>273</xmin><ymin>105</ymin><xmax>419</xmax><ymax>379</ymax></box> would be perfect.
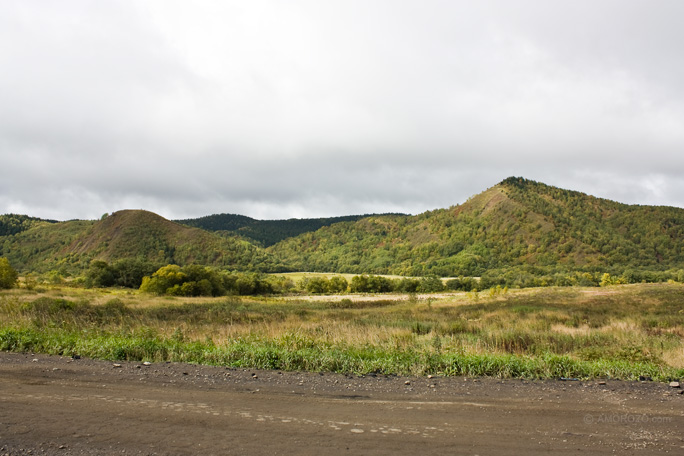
<box><xmin>1</xmin><ymin>283</ymin><xmax>683</xmax><ymax>381</ymax></box>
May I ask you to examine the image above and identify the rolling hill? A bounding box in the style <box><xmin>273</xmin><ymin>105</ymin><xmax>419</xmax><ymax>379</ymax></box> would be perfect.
<box><xmin>1</xmin><ymin>177</ymin><xmax>683</xmax><ymax>279</ymax></box>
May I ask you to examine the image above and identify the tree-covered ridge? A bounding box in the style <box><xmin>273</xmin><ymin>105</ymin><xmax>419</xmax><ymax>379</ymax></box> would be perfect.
<box><xmin>176</xmin><ymin>213</ymin><xmax>407</xmax><ymax>247</ymax></box>
<box><xmin>0</xmin><ymin>214</ymin><xmax>57</xmax><ymax>236</ymax></box>
<box><xmin>3</xmin><ymin>177</ymin><xmax>684</xmax><ymax>278</ymax></box>
<box><xmin>267</xmin><ymin>177</ymin><xmax>684</xmax><ymax>277</ymax></box>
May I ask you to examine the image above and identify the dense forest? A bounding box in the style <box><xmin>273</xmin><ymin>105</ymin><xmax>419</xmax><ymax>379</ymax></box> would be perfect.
<box><xmin>1</xmin><ymin>178</ymin><xmax>683</xmax><ymax>288</ymax></box>
<box><xmin>0</xmin><ymin>214</ymin><xmax>57</xmax><ymax>236</ymax></box>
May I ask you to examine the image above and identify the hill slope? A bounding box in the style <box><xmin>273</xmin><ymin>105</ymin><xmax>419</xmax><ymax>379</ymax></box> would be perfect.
<box><xmin>267</xmin><ymin>177</ymin><xmax>684</xmax><ymax>276</ymax></box>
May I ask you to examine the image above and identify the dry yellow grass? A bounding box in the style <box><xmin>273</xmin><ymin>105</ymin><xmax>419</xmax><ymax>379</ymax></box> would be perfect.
<box><xmin>3</xmin><ymin>283</ymin><xmax>684</xmax><ymax>372</ymax></box>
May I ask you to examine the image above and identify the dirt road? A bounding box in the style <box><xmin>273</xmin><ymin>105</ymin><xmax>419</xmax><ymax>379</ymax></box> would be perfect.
<box><xmin>1</xmin><ymin>352</ymin><xmax>682</xmax><ymax>455</ymax></box>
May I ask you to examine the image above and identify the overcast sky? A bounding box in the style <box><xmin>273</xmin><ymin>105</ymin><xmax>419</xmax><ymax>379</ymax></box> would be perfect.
<box><xmin>2</xmin><ymin>1</ymin><xmax>684</xmax><ymax>221</ymax></box>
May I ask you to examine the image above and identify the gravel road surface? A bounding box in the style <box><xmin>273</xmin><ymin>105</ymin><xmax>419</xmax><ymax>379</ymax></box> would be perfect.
<box><xmin>1</xmin><ymin>352</ymin><xmax>682</xmax><ymax>455</ymax></box>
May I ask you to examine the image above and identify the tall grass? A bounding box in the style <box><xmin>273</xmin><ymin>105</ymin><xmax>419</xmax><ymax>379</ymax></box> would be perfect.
<box><xmin>1</xmin><ymin>283</ymin><xmax>683</xmax><ymax>380</ymax></box>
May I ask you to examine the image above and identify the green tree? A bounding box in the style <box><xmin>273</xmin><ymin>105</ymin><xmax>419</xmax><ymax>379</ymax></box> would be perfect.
<box><xmin>599</xmin><ymin>273</ymin><xmax>614</xmax><ymax>287</ymax></box>
<box><xmin>140</xmin><ymin>265</ymin><xmax>187</xmax><ymax>295</ymax></box>
<box><xmin>350</xmin><ymin>275</ymin><xmax>370</xmax><ymax>293</ymax></box>
<box><xmin>445</xmin><ymin>276</ymin><xmax>478</xmax><ymax>291</ymax></box>
<box><xmin>418</xmin><ymin>276</ymin><xmax>445</xmax><ymax>293</ymax></box>
<box><xmin>235</xmin><ymin>274</ymin><xmax>258</xmax><ymax>295</ymax></box>
<box><xmin>350</xmin><ymin>275</ymin><xmax>393</xmax><ymax>293</ymax></box>
<box><xmin>0</xmin><ymin>257</ymin><xmax>18</xmax><ymax>289</ymax></box>
<box><xmin>306</xmin><ymin>277</ymin><xmax>330</xmax><ymax>294</ymax></box>
<box><xmin>328</xmin><ymin>276</ymin><xmax>349</xmax><ymax>293</ymax></box>
<box><xmin>85</xmin><ymin>260</ymin><xmax>115</xmax><ymax>288</ymax></box>
<box><xmin>394</xmin><ymin>277</ymin><xmax>420</xmax><ymax>293</ymax></box>
<box><xmin>139</xmin><ymin>264</ymin><xmax>229</xmax><ymax>297</ymax></box>
<box><xmin>111</xmin><ymin>258</ymin><xmax>158</xmax><ymax>288</ymax></box>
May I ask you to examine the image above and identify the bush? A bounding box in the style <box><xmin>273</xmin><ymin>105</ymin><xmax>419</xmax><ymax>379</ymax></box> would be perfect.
<box><xmin>305</xmin><ymin>277</ymin><xmax>330</xmax><ymax>294</ymax></box>
<box><xmin>445</xmin><ymin>277</ymin><xmax>478</xmax><ymax>291</ymax></box>
<box><xmin>394</xmin><ymin>278</ymin><xmax>420</xmax><ymax>293</ymax></box>
<box><xmin>350</xmin><ymin>275</ymin><xmax>393</xmax><ymax>293</ymax></box>
<box><xmin>328</xmin><ymin>276</ymin><xmax>349</xmax><ymax>293</ymax></box>
<box><xmin>418</xmin><ymin>276</ymin><xmax>445</xmax><ymax>293</ymax></box>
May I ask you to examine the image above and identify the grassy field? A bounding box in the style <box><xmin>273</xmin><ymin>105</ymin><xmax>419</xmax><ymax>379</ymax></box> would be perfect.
<box><xmin>1</xmin><ymin>283</ymin><xmax>683</xmax><ymax>381</ymax></box>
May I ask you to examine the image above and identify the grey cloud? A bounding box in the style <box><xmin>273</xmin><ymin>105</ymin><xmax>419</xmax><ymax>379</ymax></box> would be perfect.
<box><xmin>1</xmin><ymin>1</ymin><xmax>684</xmax><ymax>221</ymax></box>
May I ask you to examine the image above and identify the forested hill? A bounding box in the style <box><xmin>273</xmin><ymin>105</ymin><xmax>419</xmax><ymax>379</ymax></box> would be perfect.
<box><xmin>0</xmin><ymin>210</ymin><xmax>284</xmax><ymax>274</ymax></box>
<box><xmin>2</xmin><ymin>177</ymin><xmax>683</xmax><ymax>278</ymax></box>
<box><xmin>176</xmin><ymin>213</ymin><xmax>407</xmax><ymax>247</ymax></box>
<box><xmin>267</xmin><ymin>177</ymin><xmax>684</xmax><ymax>277</ymax></box>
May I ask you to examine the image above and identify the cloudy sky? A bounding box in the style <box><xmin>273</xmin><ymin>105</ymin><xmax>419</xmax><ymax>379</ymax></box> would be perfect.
<box><xmin>2</xmin><ymin>1</ymin><xmax>684</xmax><ymax>221</ymax></box>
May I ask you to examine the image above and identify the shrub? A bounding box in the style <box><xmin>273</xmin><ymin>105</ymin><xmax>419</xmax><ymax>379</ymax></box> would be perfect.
<box><xmin>305</xmin><ymin>277</ymin><xmax>330</xmax><ymax>294</ymax></box>
<box><xmin>0</xmin><ymin>257</ymin><xmax>18</xmax><ymax>289</ymax></box>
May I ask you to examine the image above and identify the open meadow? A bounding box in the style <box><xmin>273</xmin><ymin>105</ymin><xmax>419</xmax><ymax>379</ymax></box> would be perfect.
<box><xmin>1</xmin><ymin>283</ymin><xmax>683</xmax><ymax>381</ymax></box>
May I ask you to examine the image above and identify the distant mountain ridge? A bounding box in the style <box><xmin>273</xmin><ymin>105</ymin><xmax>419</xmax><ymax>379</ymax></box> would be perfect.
<box><xmin>1</xmin><ymin>177</ymin><xmax>683</xmax><ymax>277</ymax></box>
<box><xmin>176</xmin><ymin>213</ymin><xmax>408</xmax><ymax>247</ymax></box>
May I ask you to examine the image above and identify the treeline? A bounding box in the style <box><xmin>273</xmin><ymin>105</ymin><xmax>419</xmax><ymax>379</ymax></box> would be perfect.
<box><xmin>479</xmin><ymin>266</ymin><xmax>684</xmax><ymax>289</ymax></box>
<box><xmin>138</xmin><ymin>264</ymin><xmax>292</xmax><ymax>296</ymax></box>
<box><xmin>84</xmin><ymin>260</ymin><xmax>458</xmax><ymax>296</ymax></box>
<box><xmin>135</xmin><ymin>268</ymin><xmax>452</xmax><ymax>297</ymax></box>
<box><xmin>84</xmin><ymin>260</ymin><xmax>290</xmax><ymax>295</ymax></box>
<box><xmin>136</xmin><ymin>268</ymin><xmax>684</xmax><ymax>297</ymax></box>
<box><xmin>79</xmin><ymin>258</ymin><xmax>684</xmax><ymax>297</ymax></box>
<box><xmin>298</xmin><ymin>275</ymin><xmax>447</xmax><ymax>294</ymax></box>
